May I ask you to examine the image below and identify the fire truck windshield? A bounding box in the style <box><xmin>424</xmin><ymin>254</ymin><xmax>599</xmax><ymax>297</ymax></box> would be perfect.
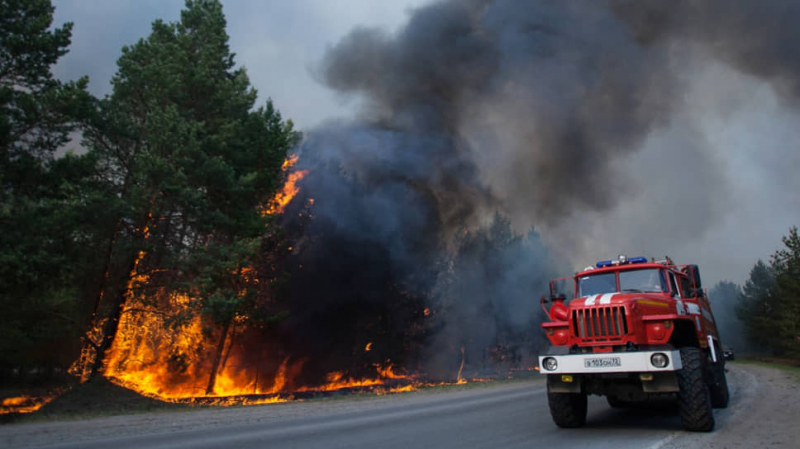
<box><xmin>578</xmin><ymin>268</ymin><xmax>668</xmax><ymax>296</ymax></box>
<box><xmin>619</xmin><ymin>268</ymin><xmax>668</xmax><ymax>293</ymax></box>
<box><xmin>578</xmin><ymin>272</ymin><xmax>616</xmax><ymax>296</ymax></box>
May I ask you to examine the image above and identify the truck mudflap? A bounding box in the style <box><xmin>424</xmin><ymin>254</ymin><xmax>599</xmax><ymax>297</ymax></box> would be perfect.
<box><xmin>538</xmin><ymin>349</ymin><xmax>683</xmax><ymax>374</ymax></box>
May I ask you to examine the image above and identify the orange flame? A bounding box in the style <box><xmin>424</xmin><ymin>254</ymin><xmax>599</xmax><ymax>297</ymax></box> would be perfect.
<box><xmin>265</xmin><ymin>155</ymin><xmax>308</xmax><ymax>215</ymax></box>
<box><xmin>282</xmin><ymin>154</ymin><xmax>298</xmax><ymax>171</ymax></box>
<box><xmin>0</xmin><ymin>393</ymin><xmax>59</xmax><ymax>415</ymax></box>
<box><xmin>100</xmin><ymin>283</ymin><xmax>421</xmax><ymax>405</ymax></box>
<box><xmin>98</xmin><ymin>154</ymin><xmax>320</xmax><ymax>403</ymax></box>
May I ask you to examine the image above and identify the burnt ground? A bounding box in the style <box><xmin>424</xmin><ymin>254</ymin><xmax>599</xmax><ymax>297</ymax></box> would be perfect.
<box><xmin>37</xmin><ymin>378</ymin><xmax>187</xmax><ymax>416</ymax></box>
<box><xmin>0</xmin><ymin>378</ymin><xmax>186</xmax><ymax>423</ymax></box>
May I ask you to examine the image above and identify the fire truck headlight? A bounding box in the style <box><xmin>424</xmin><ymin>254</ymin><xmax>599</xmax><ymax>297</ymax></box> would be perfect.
<box><xmin>543</xmin><ymin>357</ymin><xmax>558</xmax><ymax>371</ymax></box>
<box><xmin>650</xmin><ymin>353</ymin><xmax>669</xmax><ymax>368</ymax></box>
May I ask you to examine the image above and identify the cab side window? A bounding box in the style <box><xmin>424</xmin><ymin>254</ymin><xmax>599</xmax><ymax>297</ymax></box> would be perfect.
<box><xmin>668</xmin><ymin>272</ymin><xmax>681</xmax><ymax>298</ymax></box>
<box><xmin>679</xmin><ymin>276</ymin><xmax>692</xmax><ymax>298</ymax></box>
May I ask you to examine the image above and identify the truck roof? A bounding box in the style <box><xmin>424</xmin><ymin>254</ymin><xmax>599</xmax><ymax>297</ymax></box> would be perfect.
<box><xmin>577</xmin><ymin>262</ymin><xmax>689</xmax><ymax>278</ymax></box>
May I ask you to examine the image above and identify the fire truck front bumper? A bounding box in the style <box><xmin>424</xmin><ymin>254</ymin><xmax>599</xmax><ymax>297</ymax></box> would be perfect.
<box><xmin>538</xmin><ymin>350</ymin><xmax>683</xmax><ymax>374</ymax></box>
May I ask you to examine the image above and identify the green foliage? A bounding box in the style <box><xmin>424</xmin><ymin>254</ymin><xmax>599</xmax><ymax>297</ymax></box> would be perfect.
<box><xmin>737</xmin><ymin>227</ymin><xmax>800</xmax><ymax>358</ymax></box>
<box><xmin>0</xmin><ymin>0</ymin><xmax>93</xmax><ymax>377</ymax></box>
<box><xmin>0</xmin><ymin>0</ymin><xmax>91</xmax><ymax>182</ymax></box>
<box><xmin>772</xmin><ymin>227</ymin><xmax>800</xmax><ymax>357</ymax></box>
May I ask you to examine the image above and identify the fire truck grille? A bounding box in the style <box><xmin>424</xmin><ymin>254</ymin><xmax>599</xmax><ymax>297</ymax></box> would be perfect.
<box><xmin>572</xmin><ymin>306</ymin><xmax>628</xmax><ymax>341</ymax></box>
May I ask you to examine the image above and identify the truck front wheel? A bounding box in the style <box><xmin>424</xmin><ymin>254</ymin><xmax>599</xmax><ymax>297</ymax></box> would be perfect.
<box><xmin>709</xmin><ymin>357</ymin><xmax>730</xmax><ymax>408</ymax></box>
<box><xmin>676</xmin><ymin>347</ymin><xmax>715</xmax><ymax>431</ymax></box>
<box><xmin>547</xmin><ymin>390</ymin><xmax>587</xmax><ymax>428</ymax></box>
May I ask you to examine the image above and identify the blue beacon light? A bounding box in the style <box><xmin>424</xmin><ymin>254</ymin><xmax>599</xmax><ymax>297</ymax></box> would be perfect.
<box><xmin>596</xmin><ymin>256</ymin><xmax>648</xmax><ymax>268</ymax></box>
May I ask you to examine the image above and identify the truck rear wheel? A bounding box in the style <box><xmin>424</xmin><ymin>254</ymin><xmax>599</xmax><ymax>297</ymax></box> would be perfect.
<box><xmin>709</xmin><ymin>358</ymin><xmax>730</xmax><ymax>408</ymax></box>
<box><xmin>676</xmin><ymin>347</ymin><xmax>715</xmax><ymax>431</ymax></box>
<box><xmin>547</xmin><ymin>390</ymin><xmax>587</xmax><ymax>428</ymax></box>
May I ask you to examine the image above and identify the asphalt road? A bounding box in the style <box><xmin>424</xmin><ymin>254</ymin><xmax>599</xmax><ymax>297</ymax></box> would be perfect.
<box><xmin>1</xmin><ymin>364</ymin><xmax>775</xmax><ymax>449</ymax></box>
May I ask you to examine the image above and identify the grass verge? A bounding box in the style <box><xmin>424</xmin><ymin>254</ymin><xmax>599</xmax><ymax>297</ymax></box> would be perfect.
<box><xmin>733</xmin><ymin>357</ymin><xmax>800</xmax><ymax>381</ymax></box>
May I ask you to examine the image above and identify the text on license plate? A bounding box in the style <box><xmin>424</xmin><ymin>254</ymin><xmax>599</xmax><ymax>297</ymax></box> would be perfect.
<box><xmin>584</xmin><ymin>357</ymin><xmax>621</xmax><ymax>368</ymax></box>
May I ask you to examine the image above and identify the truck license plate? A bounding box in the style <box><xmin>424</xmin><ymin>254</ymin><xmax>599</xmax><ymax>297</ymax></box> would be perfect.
<box><xmin>584</xmin><ymin>357</ymin><xmax>621</xmax><ymax>368</ymax></box>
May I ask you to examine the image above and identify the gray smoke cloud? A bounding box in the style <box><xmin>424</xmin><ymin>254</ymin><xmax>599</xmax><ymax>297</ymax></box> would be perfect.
<box><xmin>310</xmin><ymin>0</ymin><xmax>800</xmax><ymax>280</ymax></box>
<box><xmin>610</xmin><ymin>0</ymin><xmax>800</xmax><ymax>98</ymax></box>
<box><xmin>317</xmin><ymin>1</ymin><xmax>682</xmax><ymax>230</ymax></box>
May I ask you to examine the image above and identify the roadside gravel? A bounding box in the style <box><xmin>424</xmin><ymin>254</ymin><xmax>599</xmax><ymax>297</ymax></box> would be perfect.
<box><xmin>664</xmin><ymin>362</ymin><xmax>800</xmax><ymax>448</ymax></box>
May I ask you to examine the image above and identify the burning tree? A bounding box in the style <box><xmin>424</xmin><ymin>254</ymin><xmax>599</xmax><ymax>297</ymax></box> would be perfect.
<box><xmin>77</xmin><ymin>0</ymin><xmax>299</xmax><ymax>391</ymax></box>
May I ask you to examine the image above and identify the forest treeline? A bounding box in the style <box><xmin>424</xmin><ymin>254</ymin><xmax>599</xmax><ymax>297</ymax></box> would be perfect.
<box><xmin>709</xmin><ymin>227</ymin><xmax>800</xmax><ymax>360</ymax></box>
<box><xmin>0</xmin><ymin>0</ymin><xmax>299</xmax><ymax>386</ymax></box>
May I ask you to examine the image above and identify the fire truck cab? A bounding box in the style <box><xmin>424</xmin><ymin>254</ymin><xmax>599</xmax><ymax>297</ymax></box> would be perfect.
<box><xmin>538</xmin><ymin>255</ymin><xmax>728</xmax><ymax>432</ymax></box>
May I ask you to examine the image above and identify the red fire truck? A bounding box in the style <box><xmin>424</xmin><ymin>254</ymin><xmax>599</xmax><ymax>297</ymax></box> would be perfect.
<box><xmin>538</xmin><ymin>255</ymin><xmax>728</xmax><ymax>432</ymax></box>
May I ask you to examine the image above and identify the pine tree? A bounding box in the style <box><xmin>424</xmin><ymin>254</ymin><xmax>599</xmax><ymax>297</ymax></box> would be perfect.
<box><xmin>0</xmin><ymin>0</ymin><xmax>92</xmax><ymax>379</ymax></box>
<box><xmin>81</xmin><ymin>0</ymin><xmax>299</xmax><ymax>388</ymax></box>
<box><xmin>736</xmin><ymin>260</ymin><xmax>778</xmax><ymax>351</ymax></box>
<box><xmin>771</xmin><ymin>227</ymin><xmax>800</xmax><ymax>358</ymax></box>
<box><xmin>736</xmin><ymin>227</ymin><xmax>800</xmax><ymax>358</ymax></box>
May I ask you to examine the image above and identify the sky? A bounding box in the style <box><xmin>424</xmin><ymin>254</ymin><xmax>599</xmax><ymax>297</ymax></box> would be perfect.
<box><xmin>50</xmin><ymin>1</ymin><xmax>800</xmax><ymax>288</ymax></box>
<box><xmin>52</xmin><ymin>0</ymin><xmax>429</xmax><ymax>128</ymax></box>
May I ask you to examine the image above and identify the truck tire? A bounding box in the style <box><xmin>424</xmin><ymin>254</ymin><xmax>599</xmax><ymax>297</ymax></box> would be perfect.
<box><xmin>676</xmin><ymin>347</ymin><xmax>715</xmax><ymax>432</ymax></box>
<box><xmin>547</xmin><ymin>390</ymin><xmax>587</xmax><ymax>428</ymax></box>
<box><xmin>709</xmin><ymin>358</ymin><xmax>730</xmax><ymax>408</ymax></box>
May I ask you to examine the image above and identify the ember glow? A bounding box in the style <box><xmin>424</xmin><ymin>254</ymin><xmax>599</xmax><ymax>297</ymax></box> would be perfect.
<box><xmin>101</xmin><ymin>290</ymin><xmax>427</xmax><ymax>404</ymax></box>
<box><xmin>0</xmin><ymin>393</ymin><xmax>59</xmax><ymax>414</ymax></box>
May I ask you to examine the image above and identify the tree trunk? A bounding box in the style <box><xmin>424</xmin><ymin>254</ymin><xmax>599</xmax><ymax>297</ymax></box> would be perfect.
<box><xmin>89</xmin><ymin>252</ymin><xmax>139</xmax><ymax>379</ymax></box>
<box><xmin>205</xmin><ymin>319</ymin><xmax>231</xmax><ymax>396</ymax></box>
<box><xmin>79</xmin><ymin>225</ymin><xmax>120</xmax><ymax>380</ymax></box>
<box><xmin>88</xmin><ymin>208</ymin><xmax>152</xmax><ymax>380</ymax></box>
<box><xmin>219</xmin><ymin>322</ymin><xmax>237</xmax><ymax>374</ymax></box>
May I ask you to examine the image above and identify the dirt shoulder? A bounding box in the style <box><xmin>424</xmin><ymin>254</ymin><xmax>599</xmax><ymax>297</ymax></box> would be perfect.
<box><xmin>664</xmin><ymin>361</ymin><xmax>800</xmax><ymax>448</ymax></box>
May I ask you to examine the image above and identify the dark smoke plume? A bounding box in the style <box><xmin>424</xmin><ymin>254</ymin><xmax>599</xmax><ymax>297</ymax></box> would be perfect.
<box><xmin>266</xmin><ymin>0</ymin><xmax>800</xmax><ymax>380</ymax></box>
